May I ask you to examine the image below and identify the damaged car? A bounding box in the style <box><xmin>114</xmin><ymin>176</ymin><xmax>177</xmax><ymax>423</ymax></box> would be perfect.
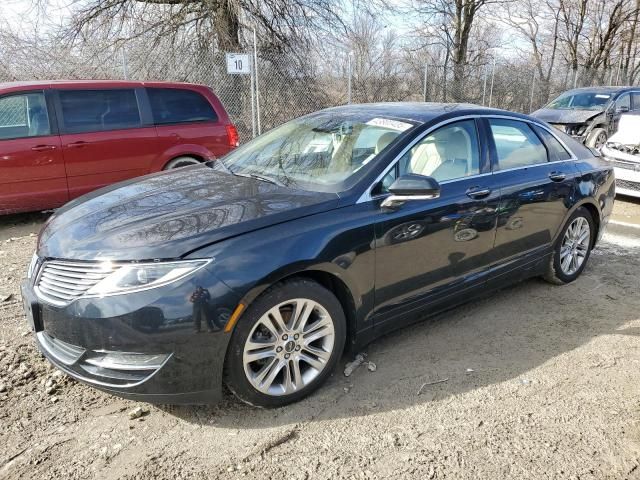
<box><xmin>601</xmin><ymin>112</ymin><xmax>640</xmax><ymax>198</ymax></box>
<box><xmin>531</xmin><ymin>86</ymin><xmax>640</xmax><ymax>149</ymax></box>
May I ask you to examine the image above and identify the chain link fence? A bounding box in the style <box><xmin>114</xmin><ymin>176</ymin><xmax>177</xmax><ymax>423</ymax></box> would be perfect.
<box><xmin>2</xmin><ymin>40</ymin><xmax>639</xmax><ymax>143</ymax></box>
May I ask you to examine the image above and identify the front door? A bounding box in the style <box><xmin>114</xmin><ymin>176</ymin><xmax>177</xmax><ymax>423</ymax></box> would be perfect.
<box><xmin>0</xmin><ymin>90</ymin><xmax>67</xmax><ymax>213</ymax></box>
<box><xmin>54</xmin><ymin>88</ymin><xmax>158</xmax><ymax>199</ymax></box>
<box><xmin>372</xmin><ymin>119</ymin><xmax>499</xmax><ymax>327</ymax></box>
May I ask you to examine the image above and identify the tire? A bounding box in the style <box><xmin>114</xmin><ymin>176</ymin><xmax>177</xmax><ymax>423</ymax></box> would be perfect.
<box><xmin>163</xmin><ymin>156</ymin><xmax>201</xmax><ymax>170</ymax></box>
<box><xmin>224</xmin><ymin>278</ymin><xmax>346</xmax><ymax>407</ymax></box>
<box><xmin>585</xmin><ymin>128</ymin><xmax>607</xmax><ymax>150</ymax></box>
<box><xmin>543</xmin><ymin>207</ymin><xmax>595</xmax><ymax>285</ymax></box>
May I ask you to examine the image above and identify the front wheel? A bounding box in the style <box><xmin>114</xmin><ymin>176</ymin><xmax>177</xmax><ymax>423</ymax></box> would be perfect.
<box><xmin>163</xmin><ymin>156</ymin><xmax>201</xmax><ymax>170</ymax></box>
<box><xmin>225</xmin><ymin>278</ymin><xmax>346</xmax><ymax>407</ymax></box>
<box><xmin>586</xmin><ymin>128</ymin><xmax>607</xmax><ymax>150</ymax></box>
<box><xmin>544</xmin><ymin>207</ymin><xmax>595</xmax><ymax>285</ymax></box>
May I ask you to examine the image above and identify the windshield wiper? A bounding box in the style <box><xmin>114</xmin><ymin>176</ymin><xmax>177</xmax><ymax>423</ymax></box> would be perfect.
<box><xmin>235</xmin><ymin>172</ymin><xmax>285</xmax><ymax>186</ymax></box>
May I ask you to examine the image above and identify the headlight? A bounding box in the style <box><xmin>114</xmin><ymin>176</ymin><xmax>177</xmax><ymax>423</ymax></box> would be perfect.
<box><xmin>85</xmin><ymin>259</ymin><xmax>210</xmax><ymax>297</ymax></box>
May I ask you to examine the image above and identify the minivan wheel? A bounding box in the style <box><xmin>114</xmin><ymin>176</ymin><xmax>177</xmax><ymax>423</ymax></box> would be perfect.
<box><xmin>225</xmin><ymin>278</ymin><xmax>346</xmax><ymax>407</ymax></box>
<box><xmin>163</xmin><ymin>156</ymin><xmax>201</xmax><ymax>170</ymax></box>
<box><xmin>586</xmin><ymin>128</ymin><xmax>607</xmax><ymax>150</ymax></box>
<box><xmin>544</xmin><ymin>207</ymin><xmax>595</xmax><ymax>285</ymax></box>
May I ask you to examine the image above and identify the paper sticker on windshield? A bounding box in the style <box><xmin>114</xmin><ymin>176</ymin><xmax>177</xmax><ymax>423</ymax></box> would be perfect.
<box><xmin>366</xmin><ymin>118</ymin><xmax>412</xmax><ymax>132</ymax></box>
<box><xmin>595</xmin><ymin>94</ymin><xmax>610</xmax><ymax>99</ymax></box>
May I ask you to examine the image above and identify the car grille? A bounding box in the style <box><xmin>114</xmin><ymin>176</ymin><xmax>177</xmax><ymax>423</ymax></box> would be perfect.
<box><xmin>608</xmin><ymin>158</ymin><xmax>640</xmax><ymax>171</ymax></box>
<box><xmin>617</xmin><ymin>180</ymin><xmax>640</xmax><ymax>192</ymax></box>
<box><xmin>35</xmin><ymin>260</ymin><xmax>118</xmax><ymax>306</ymax></box>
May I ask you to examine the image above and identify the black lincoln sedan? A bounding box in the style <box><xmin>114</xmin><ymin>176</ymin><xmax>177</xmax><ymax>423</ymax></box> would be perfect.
<box><xmin>21</xmin><ymin>103</ymin><xmax>615</xmax><ymax>407</ymax></box>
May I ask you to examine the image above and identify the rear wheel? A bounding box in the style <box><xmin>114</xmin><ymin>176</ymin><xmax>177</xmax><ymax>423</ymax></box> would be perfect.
<box><xmin>225</xmin><ymin>278</ymin><xmax>346</xmax><ymax>407</ymax></box>
<box><xmin>163</xmin><ymin>156</ymin><xmax>201</xmax><ymax>170</ymax></box>
<box><xmin>544</xmin><ymin>207</ymin><xmax>595</xmax><ymax>285</ymax></box>
<box><xmin>586</xmin><ymin>128</ymin><xmax>607</xmax><ymax>150</ymax></box>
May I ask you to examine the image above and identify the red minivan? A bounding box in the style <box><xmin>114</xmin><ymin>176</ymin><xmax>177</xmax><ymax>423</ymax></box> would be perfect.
<box><xmin>0</xmin><ymin>80</ymin><xmax>239</xmax><ymax>214</ymax></box>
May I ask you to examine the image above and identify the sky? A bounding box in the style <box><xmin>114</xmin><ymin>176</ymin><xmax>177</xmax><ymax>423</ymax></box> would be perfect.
<box><xmin>0</xmin><ymin>0</ymin><xmax>71</xmax><ymax>33</ymax></box>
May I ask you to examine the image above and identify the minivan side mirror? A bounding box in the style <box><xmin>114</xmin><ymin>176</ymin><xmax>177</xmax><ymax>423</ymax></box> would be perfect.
<box><xmin>381</xmin><ymin>174</ymin><xmax>441</xmax><ymax>208</ymax></box>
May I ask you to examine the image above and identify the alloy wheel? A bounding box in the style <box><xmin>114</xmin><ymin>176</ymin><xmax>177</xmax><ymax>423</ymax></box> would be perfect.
<box><xmin>594</xmin><ymin>132</ymin><xmax>607</xmax><ymax>150</ymax></box>
<box><xmin>242</xmin><ymin>298</ymin><xmax>335</xmax><ymax>396</ymax></box>
<box><xmin>559</xmin><ymin>216</ymin><xmax>590</xmax><ymax>276</ymax></box>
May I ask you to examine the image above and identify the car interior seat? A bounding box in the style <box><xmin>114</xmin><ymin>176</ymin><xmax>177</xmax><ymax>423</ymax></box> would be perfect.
<box><xmin>430</xmin><ymin>129</ymin><xmax>470</xmax><ymax>180</ymax></box>
<box><xmin>375</xmin><ymin>131</ymin><xmax>399</xmax><ymax>154</ymax></box>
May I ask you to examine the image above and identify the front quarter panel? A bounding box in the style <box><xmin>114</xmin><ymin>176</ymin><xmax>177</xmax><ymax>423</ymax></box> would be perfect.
<box><xmin>187</xmin><ymin>203</ymin><xmax>378</xmax><ymax>344</ymax></box>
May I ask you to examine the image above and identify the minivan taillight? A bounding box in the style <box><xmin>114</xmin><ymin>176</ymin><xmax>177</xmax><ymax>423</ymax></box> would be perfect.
<box><xmin>226</xmin><ymin>124</ymin><xmax>239</xmax><ymax>148</ymax></box>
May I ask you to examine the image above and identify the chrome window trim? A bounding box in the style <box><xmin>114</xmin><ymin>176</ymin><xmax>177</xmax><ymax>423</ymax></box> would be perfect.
<box><xmin>357</xmin><ymin>113</ymin><xmax>578</xmax><ymax>204</ymax></box>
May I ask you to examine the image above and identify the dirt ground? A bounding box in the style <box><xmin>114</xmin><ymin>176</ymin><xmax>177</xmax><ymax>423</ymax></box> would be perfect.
<box><xmin>1</xmin><ymin>198</ymin><xmax>640</xmax><ymax>480</ymax></box>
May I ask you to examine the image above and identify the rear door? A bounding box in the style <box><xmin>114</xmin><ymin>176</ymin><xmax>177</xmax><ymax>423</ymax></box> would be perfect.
<box><xmin>147</xmin><ymin>87</ymin><xmax>232</xmax><ymax>162</ymax></box>
<box><xmin>0</xmin><ymin>90</ymin><xmax>67</xmax><ymax>213</ymax></box>
<box><xmin>484</xmin><ymin>117</ymin><xmax>576</xmax><ymax>283</ymax></box>
<box><xmin>54</xmin><ymin>87</ymin><xmax>158</xmax><ymax>199</ymax></box>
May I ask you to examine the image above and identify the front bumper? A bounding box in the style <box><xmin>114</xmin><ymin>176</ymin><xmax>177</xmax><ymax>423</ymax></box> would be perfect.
<box><xmin>601</xmin><ymin>146</ymin><xmax>640</xmax><ymax>198</ymax></box>
<box><xmin>21</xmin><ymin>263</ymin><xmax>241</xmax><ymax>404</ymax></box>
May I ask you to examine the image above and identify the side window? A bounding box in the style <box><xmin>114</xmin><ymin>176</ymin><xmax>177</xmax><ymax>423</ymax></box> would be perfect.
<box><xmin>59</xmin><ymin>89</ymin><xmax>141</xmax><ymax>134</ymax></box>
<box><xmin>615</xmin><ymin>93</ymin><xmax>630</xmax><ymax>111</ymax></box>
<box><xmin>630</xmin><ymin>93</ymin><xmax>640</xmax><ymax>111</ymax></box>
<box><xmin>489</xmin><ymin>119</ymin><xmax>548</xmax><ymax>170</ymax></box>
<box><xmin>532</xmin><ymin>125</ymin><xmax>571</xmax><ymax>161</ymax></box>
<box><xmin>375</xmin><ymin>120</ymin><xmax>480</xmax><ymax>194</ymax></box>
<box><xmin>0</xmin><ymin>92</ymin><xmax>50</xmax><ymax>140</ymax></box>
<box><xmin>147</xmin><ymin>88</ymin><xmax>218</xmax><ymax>125</ymax></box>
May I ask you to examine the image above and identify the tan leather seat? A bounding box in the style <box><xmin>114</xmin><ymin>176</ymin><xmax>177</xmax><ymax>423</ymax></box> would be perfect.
<box><xmin>375</xmin><ymin>131</ymin><xmax>399</xmax><ymax>154</ymax></box>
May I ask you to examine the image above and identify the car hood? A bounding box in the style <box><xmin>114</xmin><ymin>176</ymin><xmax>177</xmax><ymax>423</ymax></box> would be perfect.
<box><xmin>530</xmin><ymin>108</ymin><xmax>602</xmax><ymax>124</ymax></box>
<box><xmin>38</xmin><ymin>165</ymin><xmax>340</xmax><ymax>261</ymax></box>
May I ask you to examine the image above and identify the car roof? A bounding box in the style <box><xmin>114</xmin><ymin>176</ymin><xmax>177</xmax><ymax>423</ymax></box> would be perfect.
<box><xmin>0</xmin><ymin>80</ymin><xmax>207</xmax><ymax>92</ymax></box>
<box><xmin>316</xmin><ymin>102</ymin><xmax>535</xmax><ymax>125</ymax></box>
<box><xmin>561</xmin><ymin>86</ymin><xmax>637</xmax><ymax>95</ymax></box>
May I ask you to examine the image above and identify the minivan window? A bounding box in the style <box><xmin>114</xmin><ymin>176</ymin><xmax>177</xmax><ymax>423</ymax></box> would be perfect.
<box><xmin>532</xmin><ymin>125</ymin><xmax>572</xmax><ymax>162</ymax></box>
<box><xmin>489</xmin><ymin>119</ymin><xmax>548</xmax><ymax>170</ymax></box>
<box><xmin>147</xmin><ymin>88</ymin><xmax>217</xmax><ymax>125</ymax></box>
<box><xmin>0</xmin><ymin>92</ymin><xmax>50</xmax><ymax>140</ymax></box>
<box><xmin>58</xmin><ymin>89</ymin><xmax>141</xmax><ymax>134</ymax></box>
<box><xmin>631</xmin><ymin>92</ymin><xmax>640</xmax><ymax>111</ymax></box>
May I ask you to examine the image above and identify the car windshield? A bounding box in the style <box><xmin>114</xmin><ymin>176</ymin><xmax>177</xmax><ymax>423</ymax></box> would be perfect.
<box><xmin>547</xmin><ymin>91</ymin><xmax>612</xmax><ymax>111</ymax></box>
<box><xmin>212</xmin><ymin>111</ymin><xmax>416</xmax><ymax>192</ymax></box>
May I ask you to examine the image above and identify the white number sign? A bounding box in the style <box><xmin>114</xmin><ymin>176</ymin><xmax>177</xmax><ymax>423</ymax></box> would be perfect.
<box><xmin>226</xmin><ymin>53</ymin><xmax>251</xmax><ymax>75</ymax></box>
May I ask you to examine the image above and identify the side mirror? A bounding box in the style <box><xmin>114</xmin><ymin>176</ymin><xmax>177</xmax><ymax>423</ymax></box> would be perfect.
<box><xmin>381</xmin><ymin>174</ymin><xmax>440</xmax><ymax>208</ymax></box>
<box><xmin>617</xmin><ymin>105</ymin><xmax>630</xmax><ymax>113</ymax></box>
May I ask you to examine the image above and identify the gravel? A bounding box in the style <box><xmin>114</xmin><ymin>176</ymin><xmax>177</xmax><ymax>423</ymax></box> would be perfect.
<box><xmin>1</xmin><ymin>199</ymin><xmax>640</xmax><ymax>479</ymax></box>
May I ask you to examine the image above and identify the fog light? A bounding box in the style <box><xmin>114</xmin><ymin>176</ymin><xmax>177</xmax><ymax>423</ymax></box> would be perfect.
<box><xmin>84</xmin><ymin>352</ymin><xmax>171</xmax><ymax>371</ymax></box>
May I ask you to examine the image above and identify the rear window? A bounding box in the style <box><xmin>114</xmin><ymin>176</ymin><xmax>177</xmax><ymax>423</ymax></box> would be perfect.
<box><xmin>147</xmin><ymin>88</ymin><xmax>217</xmax><ymax>125</ymax></box>
<box><xmin>58</xmin><ymin>89</ymin><xmax>141</xmax><ymax>134</ymax></box>
<box><xmin>489</xmin><ymin>119</ymin><xmax>548</xmax><ymax>170</ymax></box>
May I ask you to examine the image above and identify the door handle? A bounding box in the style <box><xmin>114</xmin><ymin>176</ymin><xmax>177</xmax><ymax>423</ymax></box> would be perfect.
<box><xmin>31</xmin><ymin>145</ymin><xmax>56</xmax><ymax>152</ymax></box>
<box><xmin>466</xmin><ymin>187</ymin><xmax>492</xmax><ymax>199</ymax></box>
<box><xmin>548</xmin><ymin>171</ymin><xmax>566</xmax><ymax>182</ymax></box>
<box><xmin>67</xmin><ymin>141</ymin><xmax>89</xmax><ymax>148</ymax></box>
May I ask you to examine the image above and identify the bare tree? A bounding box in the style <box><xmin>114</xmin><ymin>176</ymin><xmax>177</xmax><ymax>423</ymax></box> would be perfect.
<box><xmin>412</xmin><ymin>0</ymin><xmax>506</xmax><ymax>101</ymax></box>
<box><xmin>64</xmin><ymin>0</ymin><xmax>346</xmax><ymax>54</ymax></box>
<box><xmin>502</xmin><ymin>0</ymin><xmax>560</xmax><ymax>103</ymax></box>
